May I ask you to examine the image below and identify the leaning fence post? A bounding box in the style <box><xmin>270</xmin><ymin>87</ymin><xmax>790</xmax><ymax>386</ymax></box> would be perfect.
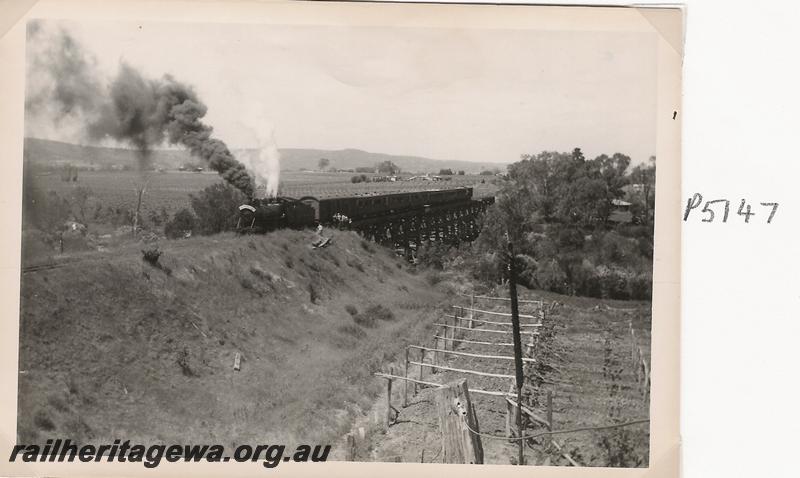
<box><xmin>403</xmin><ymin>347</ymin><xmax>409</xmax><ymax>407</ymax></box>
<box><xmin>546</xmin><ymin>390</ymin><xmax>554</xmax><ymax>447</ymax></box>
<box><xmin>505</xmin><ymin>398</ymin><xmax>513</xmax><ymax>441</ymax></box>
<box><xmin>436</xmin><ymin>379</ymin><xmax>483</xmax><ymax>464</ymax></box>
<box><xmin>505</xmin><ymin>384</ymin><xmax>516</xmax><ymax>442</ymax></box>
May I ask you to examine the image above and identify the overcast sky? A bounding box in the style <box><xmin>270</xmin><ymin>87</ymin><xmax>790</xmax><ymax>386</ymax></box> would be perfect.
<box><xmin>28</xmin><ymin>19</ymin><xmax>657</xmax><ymax>165</ymax></box>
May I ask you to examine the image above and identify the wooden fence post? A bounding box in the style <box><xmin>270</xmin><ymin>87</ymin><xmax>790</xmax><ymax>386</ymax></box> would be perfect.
<box><xmin>470</xmin><ymin>293</ymin><xmax>475</xmax><ymax>328</ymax></box>
<box><xmin>447</xmin><ymin>316</ymin><xmax>453</xmax><ymax>350</ymax></box>
<box><xmin>505</xmin><ymin>386</ymin><xmax>516</xmax><ymax>443</ymax></box>
<box><xmin>435</xmin><ymin>329</ymin><xmax>441</xmax><ymax>369</ymax></box>
<box><xmin>385</xmin><ymin>375</ymin><xmax>393</xmax><ymax>429</ymax></box>
<box><xmin>345</xmin><ymin>433</ymin><xmax>356</xmax><ymax>461</ymax></box>
<box><xmin>636</xmin><ymin>346</ymin><xmax>644</xmax><ymax>390</ymax></box>
<box><xmin>630</xmin><ymin>320</ymin><xmax>638</xmax><ymax>372</ymax></box>
<box><xmin>546</xmin><ymin>390</ymin><xmax>554</xmax><ymax>447</ymax></box>
<box><xmin>436</xmin><ymin>379</ymin><xmax>483</xmax><ymax>464</ymax></box>
<box><xmin>505</xmin><ymin>398</ymin><xmax>514</xmax><ymax>441</ymax></box>
<box><xmin>416</xmin><ymin>348</ymin><xmax>425</xmax><ymax>394</ymax></box>
<box><xmin>403</xmin><ymin>348</ymin><xmax>409</xmax><ymax>407</ymax></box>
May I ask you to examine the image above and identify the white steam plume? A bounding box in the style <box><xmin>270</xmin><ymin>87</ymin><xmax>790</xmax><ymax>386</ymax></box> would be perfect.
<box><xmin>258</xmin><ymin>128</ymin><xmax>281</xmax><ymax>198</ymax></box>
<box><xmin>236</xmin><ymin>112</ymin><xmax>281</xmax><ymax>199</ymax></box>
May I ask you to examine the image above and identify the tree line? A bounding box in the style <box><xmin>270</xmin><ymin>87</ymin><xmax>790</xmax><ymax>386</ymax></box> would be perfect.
<box><xmin>420</xmin><ymin>148</ymin><xmax>657</xmax><ymax>300</ymax></box>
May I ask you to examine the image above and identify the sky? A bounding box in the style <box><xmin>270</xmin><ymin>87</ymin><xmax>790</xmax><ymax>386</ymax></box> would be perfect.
<box><xmin>26</xmin><ymin>19</ymin><xmax>657</xmax><ymax>165</ymax></box>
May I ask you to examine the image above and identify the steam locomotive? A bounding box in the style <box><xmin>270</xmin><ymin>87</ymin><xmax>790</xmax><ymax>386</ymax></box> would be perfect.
<box><xmin>236</xmin><ymin>187</ymin><xmax>475</xmax><ymax>233</ymax></box>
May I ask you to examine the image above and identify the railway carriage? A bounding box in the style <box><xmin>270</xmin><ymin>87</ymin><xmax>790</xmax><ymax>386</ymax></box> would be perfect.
<box><xmin>236</xmin><ymin>187</ymin><xmax>479</xmax><ymax>234</ymax></box>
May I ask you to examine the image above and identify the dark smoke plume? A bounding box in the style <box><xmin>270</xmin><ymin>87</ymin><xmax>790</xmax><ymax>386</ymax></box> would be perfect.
<box><xmin>26</xmin><ymin>22</ymin><xmax>102</xmax><ymax>122</ymax></box>
<box><xmin>26</xmin><ymin>21</ymin><xmax>255</xmax><ymax>197</ymax></box>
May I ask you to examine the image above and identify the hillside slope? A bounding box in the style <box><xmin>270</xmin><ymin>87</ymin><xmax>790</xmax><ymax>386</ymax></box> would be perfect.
<box><xmin>17</xmin><ymin>230</ymin><xmax>451</xmax><ymax>449</ymax></box>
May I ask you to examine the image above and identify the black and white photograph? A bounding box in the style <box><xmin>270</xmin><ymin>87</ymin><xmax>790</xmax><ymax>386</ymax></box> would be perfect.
<box><xmin>10</xmin><ymin>3</ymin><xmax>680</xmax><ymax>471</ymax></box>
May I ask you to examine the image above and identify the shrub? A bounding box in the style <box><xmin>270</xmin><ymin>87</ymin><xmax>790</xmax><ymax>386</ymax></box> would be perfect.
<box><xmin>353</xmin><ymin>313</ymin><xmax>375</xmax><ymax>328</ymax></box>
<box><xmin>628</xmin><ymin>274</ymin><xmax>652</xmax><ymax>300</ymax></box>
<box><xmin>347</xmin><ymin>258</ymin><xmax>365</xmax><ymax>272</ymax></box>
<box><xmin>345</xmin><ymin>304</ymin><xmax>358</xmax><ymax>316</ymax></box>
<box><xmin>532</xmin><ymin>258</ymin><xmax>566</xmax><ymax>292</ymax></box>
<box><xmin>353</xmin><ymin>304</ymin><xmax>394</xmax><ymax>326</ymax></box>
<box><xmin>338</xmin><ymin>323</ymin><xmax>367</xmax><ymax>338</ymax></box>
<box><xmin>426</xmin><ymin>270</ymin><xmax>444</xmax><ymax>285</ymax></box>
<box><xmin>469</xmin><ymin>252</ymin><xmax>503</xmax><ymax>285</ymax></box>
<box><xmin>164</xmin><ymin>208</ymin><xmax>197</xmax><ymax>239</ymax></box>
<box><xmin>416</xmin><ymin>241</ymin><xmax>450</xmax><ymax>270</ymax></box>
<box><xmin>141</xmin><ymin>246</ymin><xmax>162</xmax><ymax>266</ymax></box>
<box><xmin>47</xmin><ymin>395</ymin><xmax>69</xmax><ymax>413</ymax></box>
<box><xmin>556</xmin><ymin>226</ymin><xmax>585</xmax><ymax>250</ymax></box>
<box><xmin>364</xmin><ymin>304</ymin><xmax>394</xmax><ymax>322</ymax></box>
<box><xmin>33</xmin><ymin>410</ymin><xmax>55</xmax><ymax>431</ymax></box>
<box><xmin>190</xmin><ymin>183</ymin><xmax>246</xmax><ymax>235</ymax></box>
<box><xmin>239</xmin><ymin>275</ymin><xmax>255</xmax><ymax>291</ymax></box>
<box><xmin>360</xmin><ymin>239</ymin><xmax>376</xmax><ymax>253</ymax></box>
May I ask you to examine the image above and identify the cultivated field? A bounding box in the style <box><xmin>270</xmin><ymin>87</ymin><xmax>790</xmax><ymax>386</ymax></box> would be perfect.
<box><xmin>31</xmin><ymin>170</ymin><xmax>499</xmax><ymax>219</ymax></box>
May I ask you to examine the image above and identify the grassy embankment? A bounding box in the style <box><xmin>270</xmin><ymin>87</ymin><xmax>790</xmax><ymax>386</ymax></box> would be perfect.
<box><xmin>17</xmin><ymin>229</ymin><xmax>451</xmax><ymax>449</ymax></box>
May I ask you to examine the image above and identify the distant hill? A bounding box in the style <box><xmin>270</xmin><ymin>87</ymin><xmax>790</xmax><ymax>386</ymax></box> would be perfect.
<box><xmin>23</xmin><ymin>138</ymin><xmax>506</xmax><ymax>174</ymax></box>
<box><xmin>277</xmin><ymin>148</ymin><xmax>504</xmax><ymax>174</ymax></box>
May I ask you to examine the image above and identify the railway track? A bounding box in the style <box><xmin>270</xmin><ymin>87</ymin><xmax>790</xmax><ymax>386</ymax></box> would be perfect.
<box><xmin>22</xmin><ymin>258</ymin><xmax>97</xmax><ymax>274</ymax></box>
<box><xmin>22</xmin><ymin>263</ymin><xmax>69</xmax><ymax>274</ymax></box>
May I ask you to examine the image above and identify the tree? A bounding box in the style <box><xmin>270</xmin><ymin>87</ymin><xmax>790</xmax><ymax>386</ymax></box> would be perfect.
<box><xmin>190</xmin><ymin>183</ymin><xmax>246</xmax><ymax>235</ymax></box>
<box><xmin>629</xmin><ymin>156</ymin><xmax>656</xmax><ymax>225</ymax></box>
<box><xmin>67</xmin><ymin>186</ymin><xmax>93</xmax><ymax>225</ymax></box>
<box><xmin>472</xmin><ymin>148</ymin><xmax>652</xmax><ymax>299</ymax></box>
<box><xmin>457</xmin><ymin>170</ymin><xmax>465</xmax><ymax>175</ymax></box>
<box><xmin>592</xmin><ymin>153</ymin><xmax>631</xmax><ymax>225</ymax></box>
<box><xmin>377</xmin><ymin>161</ymin><xmax>400</xmax><ymax>175</ymax></box>
<box><xmin>511</xmin><ymin>151</ymin><xmax>569</xmax><ymax>222</ymax></box>
<box><xmin>439</xmin><ymin>168</ymin><xmax>454</xmax><ymax>175</ymax></box>
<box><xmin>317</xmin><ymin>158</ymin><xmax>330</xmax><ymax>170</ymax></box>
<box><xmin>165</xmin><ymin>208</ymin><xmax>197</xmax><ymax>239</ymax></box>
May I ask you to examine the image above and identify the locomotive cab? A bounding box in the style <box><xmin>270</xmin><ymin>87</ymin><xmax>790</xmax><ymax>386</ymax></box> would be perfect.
<box><xmin>236</xmin><ymin>197</ymin><xmax>317</xmax><ymax>234</ymax></box>
<box><xmin>236</xmin><ymin>200</ymin><xmax>287</xmax><ymax>233</ymax></box>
